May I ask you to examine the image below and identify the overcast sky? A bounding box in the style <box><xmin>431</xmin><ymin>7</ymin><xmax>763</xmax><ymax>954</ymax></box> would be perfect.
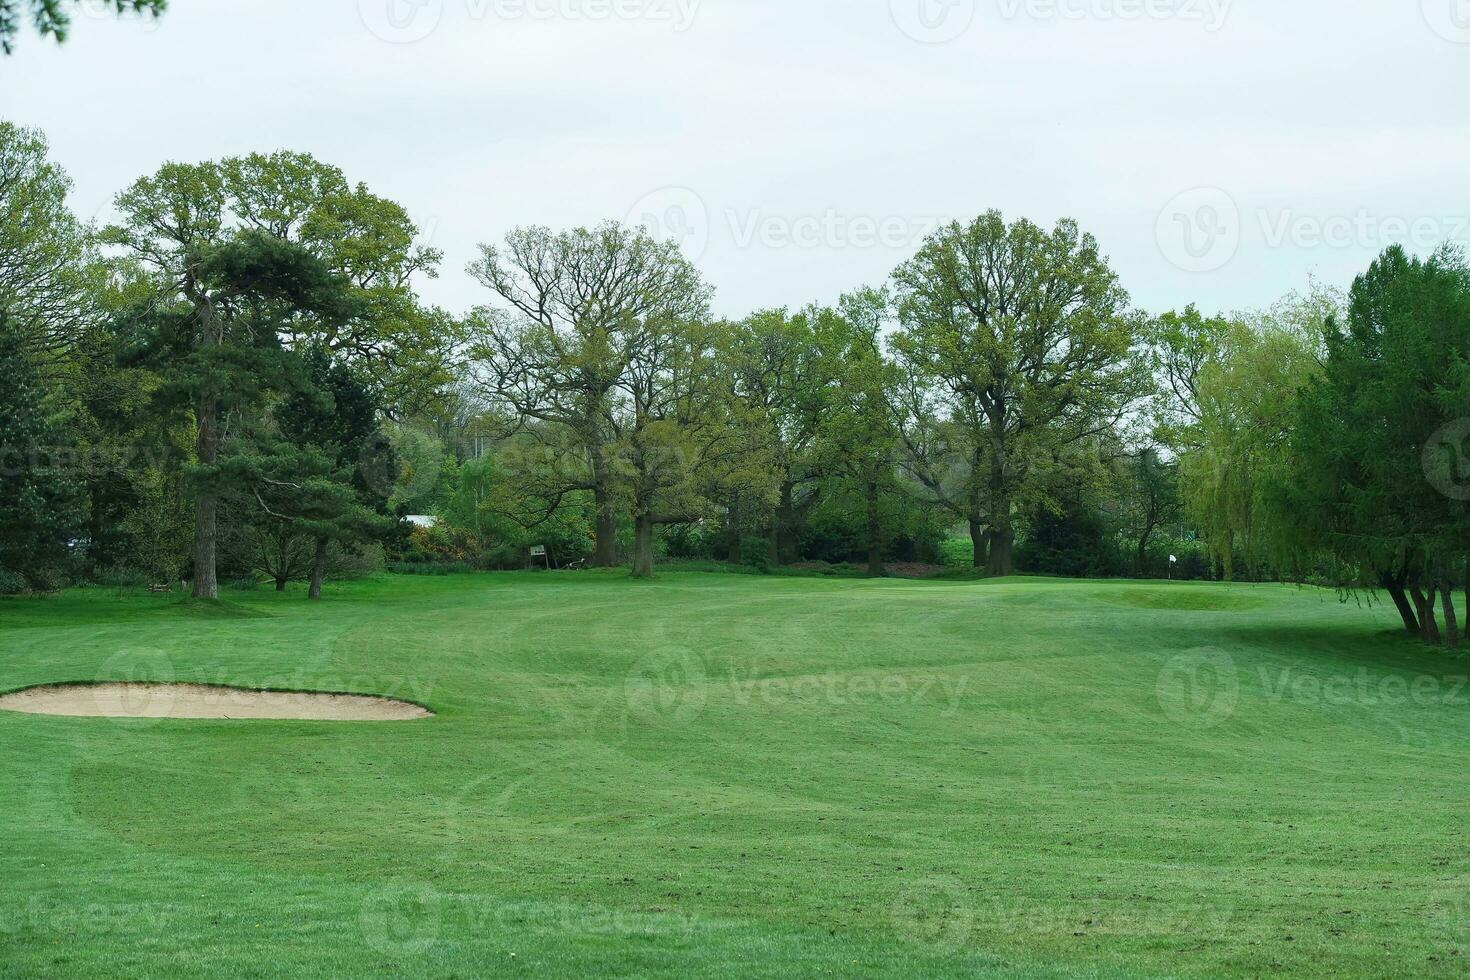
<box><xmin>3</xmin><ymin>0</ymin><xmax>1468</xmax><ymax>319</ymax></box>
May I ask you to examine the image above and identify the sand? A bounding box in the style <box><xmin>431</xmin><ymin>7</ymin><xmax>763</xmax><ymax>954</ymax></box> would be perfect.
<box><xmin>0</xmin><ymin>683</ymin><xmax>432</xmax><ymax>721</ymax></box>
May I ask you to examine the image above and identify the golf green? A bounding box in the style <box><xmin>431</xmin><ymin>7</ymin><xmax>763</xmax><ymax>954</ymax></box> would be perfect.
<box><xmin>1</xmin><ymin>572</ymin><xmax>1466</xmax><ymax>977</ymax></box>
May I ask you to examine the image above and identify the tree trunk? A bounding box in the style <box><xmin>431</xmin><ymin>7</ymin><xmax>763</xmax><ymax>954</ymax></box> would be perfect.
<box><xmin>274</xmin><ymin>576</ymin><xmax>287</xmax><ymax>593</ymax></box>
<box><xmin>591</xmin><ymin>448</ymin><xmax>618</xmax><ymax>567</ymax></box>
<box><xmin>776</xmin><ymin>481</ymin><xmax>797</xmax><ymax>565</ymax></box>
<box><xmin>969</xmin><ymin>517</ymin><xmax>988</xmax><ymax>568</ymax></box>
<box><xmin>308</xmin><ymin>537</ymin><xmax>328</xmax><ymax>600</ymax></box>
<box><xmin>728</xmin><ymin>530</ymin><xmax>743</xmax><ymax>565</ymax></box>
<box><xmin>631</xmin><ymin>511</ymin><xmax>655</xmax><ymax>579</ymax></box>
<box><xmin>1379</xmin><ymin>574</ymin><xmax>1419</xmax><ymax>635</ymax></box>
<box><xmin>1136</xmin><ymin>526</ymin><xmax>1153</xmax><ymax>578</ymax></box>
<box><xmin>190</xmin><ymin>297</ymin><xmax>220</xmax><ymax>600</ymax></box>
<box><xmin>1440</xmin><ymin>579</ymin><xmax>1460</xmax><ymax>649</ymax></box>
<box><xmin>1412</xmin><ymin>585</ymin><xmax>1442</xmax><ymax>645</ymax></box>
<box><xmin>984</xmin><ymin>447</ymin><xmax>1013</xmax><ymax>578</ymax></box>
<box><xmin>866</xmin><ymin>480</ymin><xmax>884</xmax><ymax>576</ymax></box>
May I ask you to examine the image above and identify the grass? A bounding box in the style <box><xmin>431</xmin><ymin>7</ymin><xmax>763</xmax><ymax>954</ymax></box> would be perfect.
<box><xmin>1</xmin><ymin>571</ymin><xmax>1467</xmax><ymax>978</ymax></box>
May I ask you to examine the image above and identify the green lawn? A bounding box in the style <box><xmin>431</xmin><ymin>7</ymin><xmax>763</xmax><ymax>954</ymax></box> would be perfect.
<box><xmin>1</xmin><ymin>572</ymin><xmax>1466</xmax><ymax>978</ymax></box>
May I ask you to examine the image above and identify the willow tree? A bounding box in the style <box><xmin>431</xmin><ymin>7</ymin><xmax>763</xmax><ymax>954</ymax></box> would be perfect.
<box><xmin>1152</xmin><ymin>289</ymin><xmax>1334</xmax><ymax>580</ymax></box>
<box><xmin>469</xmin><ymin>222</ymin><xmax>711</xmax><ymax>567</ymax></box>
<box><xmin>890</xmin><ymin>212</ymin><xmax>1145</xmax><ymax>576</ymax></box>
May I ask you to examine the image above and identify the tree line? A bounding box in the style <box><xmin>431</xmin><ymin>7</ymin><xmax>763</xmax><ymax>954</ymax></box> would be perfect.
<box><xmin>2</xmin><ymin>121</ymin><xmax>1467</xmax><ymax>646</ymax></box>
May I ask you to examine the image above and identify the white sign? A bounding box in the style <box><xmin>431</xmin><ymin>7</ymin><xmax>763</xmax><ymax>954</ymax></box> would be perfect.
<box><xmin>530</xmin><ymin>545</ymin><xmax>547</xmax><ymax>557</ymax></box>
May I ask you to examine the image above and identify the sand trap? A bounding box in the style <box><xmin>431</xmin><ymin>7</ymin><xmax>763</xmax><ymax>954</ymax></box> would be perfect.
<box><xmin>0</xmin><ymin>683</ymin><xmax>432</xmax><ymax>721</ymax></box>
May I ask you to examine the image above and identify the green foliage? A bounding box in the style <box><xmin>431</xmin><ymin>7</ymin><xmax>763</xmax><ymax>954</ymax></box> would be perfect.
<box><xmin>890</xmin><ymin>210</ymin><xmax>1148</xmax><ymax>575</ymax></box>
<box><xmin>0</xmin><ymin>313</ymin><xmax>84</xmax><ymax>590</ymax></box>
<box><xmin>0</xmin><ymin>0</ymin><xmax>164</xmax><ymax>53</ymax></box>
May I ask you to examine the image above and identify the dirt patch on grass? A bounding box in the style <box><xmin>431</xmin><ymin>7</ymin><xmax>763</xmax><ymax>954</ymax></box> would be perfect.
<box><xmin>0</xmin><ymin>683</ymin><xmax>432</xmax><ymax>721</ymax></box>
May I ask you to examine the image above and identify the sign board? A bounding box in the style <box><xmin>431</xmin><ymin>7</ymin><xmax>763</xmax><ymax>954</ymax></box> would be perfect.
<box><xmin>530</xmin><ymin>545</ymin><xmax>547</xmax><ymax>557</ymax></box>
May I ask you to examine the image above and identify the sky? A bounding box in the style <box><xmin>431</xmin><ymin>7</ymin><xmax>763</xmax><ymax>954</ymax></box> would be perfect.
<box><xmin>3</xmin><ymin>0</ymin><xmax>1468</xmax><ymax>320</ymax></box>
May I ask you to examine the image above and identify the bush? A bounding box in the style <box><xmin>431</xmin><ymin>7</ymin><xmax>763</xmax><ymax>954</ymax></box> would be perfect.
<box><xmin>937</xmin><ymin>537</ymin><xmax>974</xmax><ymax>568</ymax></box>
<box><xmin>740</xmin><ymin>536</ymin><xmax>773</xmax><ymax>574</ymax></box>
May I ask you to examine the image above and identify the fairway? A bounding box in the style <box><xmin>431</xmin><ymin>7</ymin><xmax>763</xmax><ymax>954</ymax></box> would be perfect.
<box><xmin>1</xmin><ymin>572</ymin><xmax>1467</xmax><ymax>978</ymax></box>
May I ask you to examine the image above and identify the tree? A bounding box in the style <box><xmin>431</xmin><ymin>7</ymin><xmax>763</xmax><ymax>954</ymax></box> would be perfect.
<box><xmin>1124</xmin><ymin>448</ymin><xmax>1183</xmax><ymax>576</ymax></box>
<box><xmin>719</xmin><ymin>308</ymin><xmax>828</xmax><ymax>564</ymax></box>
<box><xmin>0</xmin><ymin>310</ymin><xmax>83</xmax><ymax>591</ymax></box>
<box><xmin>891</xmin><ymin>212</ymin><xmax>1146</xmax><ymax>576</ymax></box>
<box><xmin>272</xmin><ymin>347</ymin><xmax>393</xmax><ymax>598</ymax></box>
<box><xmin>0</xmin><ymin>121</ymin><xmax>95</xmax><ymax>355</ymax></box>
<box><xmin>1168</xmin><ymin>293</ymin><xmax>1328</xmax><ymax>580</ymax></box>
<box><xmin>1282</xmin><ymin>246</ymin><xmax>1470</xmax><ymax>646</ymax></box>
<box><xmin>469</xmin><ymin>222</ymin><xmax>711</xmax><ymax>566</ymax></box>
<box><xmin>812</xmin><ymin>291</ymin><xmax>901</xmax><ymax>577</ymax></box>
<box><xmin>0</xmin><ymin>0</ymin><xmax>164</xmax><ymax>53</ymax></box>
<box><xmin>610</xmin><ymin>315</ymin><xmax>774</xmax><ymax>578</ymax></box>
<box><xmin>104</xmin><ymin>151</ymin><xmax>444</xmax><ymax>598</ymax></box>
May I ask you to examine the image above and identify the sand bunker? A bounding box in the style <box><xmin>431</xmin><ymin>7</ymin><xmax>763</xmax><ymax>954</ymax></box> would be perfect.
<box><xmin>0</xmin><ymin>683</ymin><xmax>432</xmax><ymax>721</ymax></box>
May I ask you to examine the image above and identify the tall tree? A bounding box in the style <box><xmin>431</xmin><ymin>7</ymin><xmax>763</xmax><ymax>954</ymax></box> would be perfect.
<box><xmin>611</xmin><ymin>315</ymin><xmax>774</xmax><ymax>578</ymax></box>
<box><xmin>104</xmin><ymin>152</ymin><xmax>444</xmax><ymax>598</ymax></box>
<box><xmin>812</xmin><ymin>291</ymin><xmax>901</xmax><ymax>577</ymax></box>
<box><xmin>1282</xmin><ymin>246</ymin><xmax>1470</xmax><ymax>645</ymax></box>
<box><xmin>890</xmin><ymin>212</ymin><xmax>1146</xmax><ymax>576</ymax></box>
<box><xmin>0</xmin><ymin>121</ymin><xmax>94</xmax><ymax>355</ymax></box>
<box><xmin>720</xmin><ymin>308</ymin><xmax>828</xmax><ymax>564</ymax></box>
<box><xmin>0</xmin><ymin>310</ymin><xmax>83</xmax><ymax>591</ymax></box>
<box><xmin>469</xmin><ymin>222</ymin><xmax>711</xmax><ymax>567</ymax></box>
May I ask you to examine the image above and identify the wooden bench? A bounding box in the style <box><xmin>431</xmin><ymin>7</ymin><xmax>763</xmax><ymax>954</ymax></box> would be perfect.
<box><xmin>148</xmin><ymin>584</ymin><xmax>172</xmax><ymax>595</ymax></box>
